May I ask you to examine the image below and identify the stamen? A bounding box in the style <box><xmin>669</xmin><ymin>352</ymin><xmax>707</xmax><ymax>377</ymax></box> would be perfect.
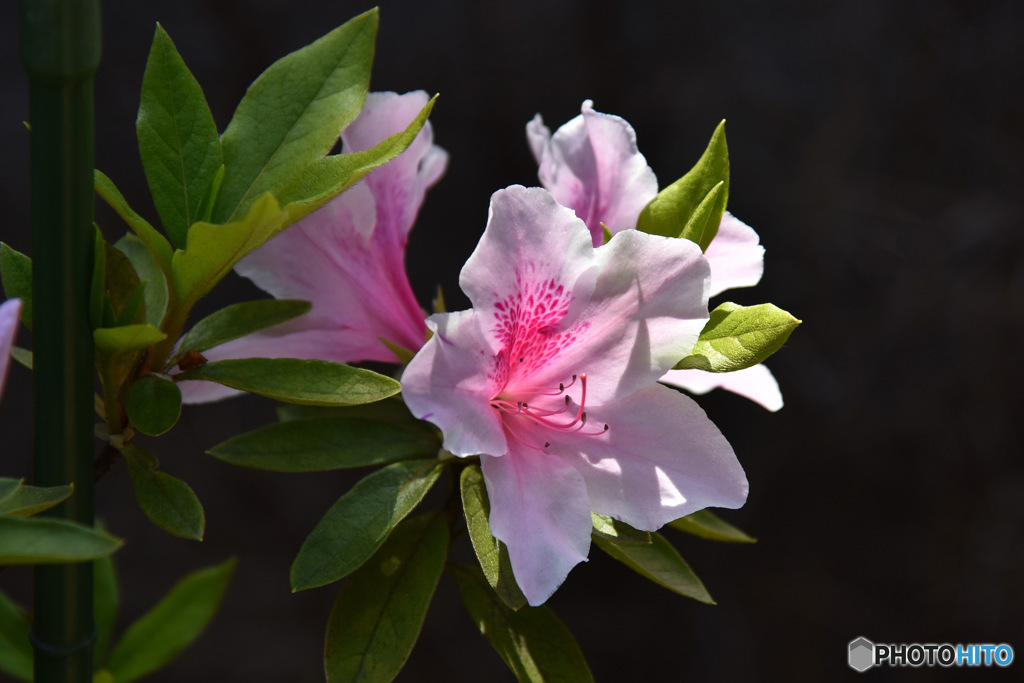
<box><xmin>490</xmin><ymin>372</ymin><xmax>609</xmax><ymax>448</ymax></box>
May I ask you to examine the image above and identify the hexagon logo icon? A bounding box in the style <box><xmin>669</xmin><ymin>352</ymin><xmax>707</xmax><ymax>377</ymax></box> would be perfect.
<box><xmin>849</xmin><ymin>637</ymin><xmax>875</xmax><ymax>672</ymax></box>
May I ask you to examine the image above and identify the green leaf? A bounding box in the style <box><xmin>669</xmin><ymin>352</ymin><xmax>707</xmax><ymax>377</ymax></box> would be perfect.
<box><xmin>378</xmin><ymin>337</ymin><xmax>415</xmax><ymax>365</ymax></box>
<box><xmin>215</xmin><ymin>9</ymin><xmax>377</xmax><ymax>223</ymax></box>
<box><xmin>125</xmin><ymin>375</ymin><xmax>182</xmax><ymax>436</ymax></box>
<box><xmin>637</xmin><ymin>120</ymin><xmax>729</xmax><ymax>250</ymax></box>
<box><xmin>668</xmin><ymin>509</ymin><xmax>756</xmax><ymax>543</ymax></box>
<box><xmin>601</xmin><ymin>223</ymin><xmax>613</xmax><ymax>245</ymax></box>
<box><xmin>194</xmin><ymin>164</ymin><xmax>225</xmax><ymax>224</ymax></box>
<box><xmin>93</xmin><ymin>552</ymin><xmax>119</xmax><ymax>669</ymax></box>
<box><xmin>209</xmin><ymin>417</ymin><xmax>439</xmax><ymax>472</ymax></box>
<box><xmin>460</xmin><ymin>465</ymin><xmax>527</xmax><ymax>610</ymax></box>
<box><xmin>673</xmin><ymin>302</ymin><xmax>801</xmax><ymax>372</ymax></box>
<box><xmin>138</xmin><ymin>24</ymin><xmax>224</xmax><ymax>249</ymax></box>
<box><xmin>276</xmin><ymin>96</ymin><xmax>437</xmax><ymax>221</ymax></box>
<box><xmin>593</xmin><ymin>532</ymin><xmax>713</xmax><ymax>604</ymax></box>
<box><xmin>290</xmin><ymin>459</ymin><xmax>442</xmax><ymax>591</ymax></box>
<box><xmin>0</xmin><ymin>477</ymin><xmax>20</xmax><ymax>505</ymax></box>
<box><xmin>94</xmin><ymin>170</ymin><xmax>173</xmax><ymax>269</ymax></box>
<box><xmin>0</xmin><ymin>481</ymin><xmax>73</xmax><ymax>517</ymax></box>
<box><xmin>178</xmin><ymin>299</ymin><xmax>311</xmax><ymax>356</ymax></box>
<box><xmin>121</xmin><ymin>444</ymin><xmax>205</xmax><ymax>540</ymax></box>
<box><xmin>115</xmin><ymin>234</ymin><xmax>169</xmax><ymax>328</ymax></box>
<box><xmin>9</xmin><ymin>347</ymin><xmax>31</xmax><ymax>370</ymax></box>
<box><xmin>450</xmin><ymin>564</ymin><xmax>594</xmax><ymax>683</ymax></box>
<box><xmin>0</xmin><ymin>243</ymin><xmax>33</xmax><ymax>331</ymax></box>
<box><xmin>0</xmin><ymin>590</ymin><xmax>32</xmax><ymax>681</ymax></box>
<box><xmin>105</xmin><ymin>558</ymin><xmax>235</xmax><ymax>683</ymax></box>
<box><xmin>170</xmin><ymin>192</ymin><xmax>289</xmax><ymax>312</ymax></box>
<box><xmin>103</xmin><ymin>239</ymin><xmax>145</xmax><ymax>326</ymax></box>
<box><xmin>177</xmin><ymin>357</ymin><xmax>400</xmax><ymax>406</ymax></box>
<box><xmin>94</xmin><ymin>323</ymin><xmax>167</xmax><ymax>355</ymax></box>
<box><xmin>324</xmin><ymin>513</ymin><xmax>448</xmax><ymax>683</ymax></box>
<box><xmin>678</xmin><ymin>180</ymin><xmax>725</xmax><ymax>248</ymax></box>
<box><xmin>0</xmin><ymin>517</ymin><xmax>123</xmax><ymax>564</ymax></box>
<box><xmin>590</xmin><ymin>513</ymin><xmax>652</xmax><ymax>547</ymax></box>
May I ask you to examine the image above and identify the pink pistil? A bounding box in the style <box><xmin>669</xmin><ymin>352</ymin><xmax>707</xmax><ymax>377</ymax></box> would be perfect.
<box><xmin>492</xmin><ymin>372</ymin><xmax>609</xmax><ymax>449</ymax></box>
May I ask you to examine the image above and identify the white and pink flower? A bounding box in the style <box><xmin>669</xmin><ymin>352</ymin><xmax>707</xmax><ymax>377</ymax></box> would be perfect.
<box><xmin>528</xmin><ymin>101</ymin><xmax>782</xmax><ymax>410</ymax></box>
<box><xmin>179</xmin><ymin>91</ymin><xmax>446</xmax><ymax>403</ymax></box>
<box><xmin>0</xmin><ymin>298</ymin><xmax>21</xmax><ymax>402</ymax></box>
<box><xmin>402</xmin><ymin>186</ymin><xmax>747</xmax><ymax>605</ymax></box>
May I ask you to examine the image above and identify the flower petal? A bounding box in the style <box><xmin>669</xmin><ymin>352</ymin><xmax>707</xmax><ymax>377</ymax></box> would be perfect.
<box><xmin>401</xmin><ymin>310</ymin><xmax>508</xmax><ymax>458</ymax></box>
<box><xmin>554</xmin><ymin>383</ymin><xmax>748</xmax><ymax>531</ymax></box>
<box><xmin>531</xmin><ymin>101</ymin><xmax>658</xmax><ymax>246</ymax></box>
<box><xmin>0</xmin><ymin>298</ymin><xmax>22</xmax><ymax>400</ymax></box>
<box><xmin>706</xmin><ymin>212</ymin><xmax>765</xmax><ymax>297</ymax></box>
<box><xmin>481</xmin><ymin>444</ymin><xmax>592</xmax><ymax>606</ymax></box>
<box><xmin>181</xmin><ymin>92</ymin><xmax>443</xmax><ymax>403</ymax></box>
<box><xmin>528</xmin><ymin>228</ymin><xmax>711</xmax><ymax>406</ymax></box>
<box><xmin>661</xmin><ymin>364</ymin><xmax>783</xmax><ymax>412</ymax></box>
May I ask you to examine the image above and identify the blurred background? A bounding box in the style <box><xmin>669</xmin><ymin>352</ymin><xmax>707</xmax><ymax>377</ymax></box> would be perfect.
<box><xmin>2</xmin><ymin>0</ymin><xmax>1021</xmax><ymax>680</ymax></box>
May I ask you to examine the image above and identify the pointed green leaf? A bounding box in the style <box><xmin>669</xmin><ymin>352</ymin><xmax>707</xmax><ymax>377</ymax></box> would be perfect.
<box><xmin>178</xmin><ymin>299</ymin><xmax>311</xmax><ymax>356</ymax></box>
<box><xmin>460</xmin><ymin>465</ymin><xmax>527</xmax><ymax>610</ymax></box>
<box><xmin>126</xmin><ymin>375</ymin><xmax>182</xmax><ymax>436</ymax></box>
<box><xmin>601</xmin><ymin>223</ymin><xmax>613</xmax><ymax>245</ymax></box>
<box><xmin>177</xmin><ymin>357</ymin><xmax>400</xmax><ymax>406</ymax></box>
<box><xmin>593</xmin><ymin>532</ymin><xmax>713</xmax><ymax>604</ymax></box>
<box><xmin>115</xmin><ymin>233</ymin><xmax>169</xmax><ymax>328</ymax></box>
<box><xmin>590</xmin><ymin>513</ymin><xmax>652</xmax><ymax>547</ymax></box>
<box><xmin>103</xmin><ymin>239</ymin><xmax>145</xmax><ymax>326</ymax></box>
<box><xmin>674</xmin><ymin>302</ymin><xmax>801</xmax><ymax>372</ymax></box>
<box><xmin>276</xmin><ymin>96</ymin><xmax>437</xmax><ymax>221</ymax></box>
<box><xmin>171</xmin><ymin>192</ymin><xmax>289</xmax><ymax>312</ymax></box>
<box><xmin>0</xmin><ymin>590</ymin><xmax>32</xmax><ymax>681</ymax></box>
<box><xmin>94</xmin><ymin>170</ymin><xmax>173</xmax><ymax>269</ymax></box>
<box><xmin>121</xmin><ymin>444</ymin><xmax>205</xmax><ymax>540</ymax></box>
<box><xmin>0</xmin><ymin>243</ymin><xmax>33</xmax><ymax>331</ymax></box>
<box><xmin>324</xmin><ymin>513</ymin><xmax>448</xmax><ymax>683</ymax></box>
<box><xmin>9</xmin><ymin>347</ymin><xmax>31</xmax><ymax>370</ymax></box>
<box><xmin>450</xmin><ymin>564</ymin><xmax>594</xmax><ymax>683</ymax></box>
<box><xmin>138</xmin><ymin>24</ymin><xmax>224</xmax><ymax>248</ymax></box>
<box><xmin>669</xmin><ymin>509</ymin><xmax>756</xmax><ymax>543</ymax></box>
<box><xmin>0</xmin><ymin>517</ymin><xmax>123</xmax><ymax>564</ymax></box>
<box><xmin>216</xmin><ymin>10</ymin><xmax>377</xmax><ymax>223</ymax></box>
<box><xmin>637</xmin><ymin>120</ymin><xmax>729</xmax><ymax>250</ymax></box>
<box><xmin>93</xmin><ymin>323</ymin><xmax>166</xmax><ymax>355</ymax></box>
<box><xmin>194</xmin><ymin>164</ymin><xmax>225</xmax><ymax>224</ymax></box>
<box><xmin>678</xmin><ymin>180</ymin><xmax>725</xmax><ymax>248</ymax></box>
<box><xmin>209</xmin><ymin>417</ymin><xmax>439</xmax><ymax>472</ymax></box>
<box><xmin>106</xmin><ymin>558</ymin><xmax>235</xmax><ymax>683</ymax></box>
<box><xmin>290</xmin><ymin>459</ymin><xmax>442</xmax><ymax>591</ymax></box>
<box><xmin>93</xmin><ymin>551</ymin><xmax>119</xmax><ymax>669</ymax></box>
<box><xmin>0</xmin><ymin>481</ymin><xmax>73</xmax><ymax>517</ymax></box>
<box><xmin>0</xmin><ymin>477</ymin><xmax>20</xmax><ymax>505</ymax></box>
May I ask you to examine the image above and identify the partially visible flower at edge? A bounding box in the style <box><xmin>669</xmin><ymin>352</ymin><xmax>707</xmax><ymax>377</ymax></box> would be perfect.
<box><xmin>402</xmin><ymin>185</ymin><xmax>747</xmax><ymax>605</ymax></box>
<box><xmin>0</xmin><ymin>298</ymin><xmax>21</xmax><ymax>402</ymax></box>
<box><xmin>527</xmin><ymin>100</ymin><xmax>782</xmax><ymax>411</ymax></box>
<box><xmin>179</xmin><ymin>91</ymin><xmax>447</xmax><ymax>403</ymax></box>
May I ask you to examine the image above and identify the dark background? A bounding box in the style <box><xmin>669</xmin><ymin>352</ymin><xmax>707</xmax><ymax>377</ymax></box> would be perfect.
<box><xmin>2</xmin><ymin>0</ymin><xmax>1022</xmax><ymax>680</ymax></box>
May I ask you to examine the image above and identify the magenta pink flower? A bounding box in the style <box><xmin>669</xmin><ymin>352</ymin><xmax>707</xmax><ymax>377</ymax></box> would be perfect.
<box><xmin>0</xmin><ymin>298</ymin><xmax>21</xmax><ymax>402</ymax></box>
<box><xmin>180</xmin><ymin>91</ymin><xmax>446</xmax><ymax>403</ymax></box>
<box><xmin>528</xmin><ymin>101</ymin><xmax>781</xmax><ymax>409</ymax></box>
<box><xmin>401</xmin><ymin>186</ymin><xmax>747</xmax><ymax>605</ymax></box>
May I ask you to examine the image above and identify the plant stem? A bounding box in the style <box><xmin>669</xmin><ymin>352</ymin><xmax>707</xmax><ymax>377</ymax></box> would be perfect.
<box><xmin>20</xmin><ymin>1</ymin><xmax>101</xmax><ymax>681</ymax></box>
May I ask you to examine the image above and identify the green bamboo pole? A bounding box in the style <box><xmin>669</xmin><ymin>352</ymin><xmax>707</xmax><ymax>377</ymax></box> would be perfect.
<box><xmin>20</xmin><ymin>1</ymin><xmax>101</xmax><ymax>681</ymax></box>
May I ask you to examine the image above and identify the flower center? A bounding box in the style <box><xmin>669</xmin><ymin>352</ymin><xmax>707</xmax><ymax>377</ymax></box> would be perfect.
<box><xmin>491</xmin><ymin>372</ymin><xmax>609</xmax><ymax>451</ymax></box>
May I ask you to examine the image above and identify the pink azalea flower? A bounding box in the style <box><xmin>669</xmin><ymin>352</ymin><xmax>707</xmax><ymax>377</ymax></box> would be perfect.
<box><xmin>528</xmin><ymin>101</ymin><xmax>782</xmax><ymax>409</ymax></box>
<box><xmin>179</xmin><ymin>91</ymin><xmax>447</xmax><ymax>403</ymax></box>
<box><xmin>0</xmin><ymin>298</ymin><xmax>21</xmax><ymax>402</ymax></box>
<box><xmin>402</xmin><ymin>186</ymin><xmax>747</xmax><ymax>605</ymax></box>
